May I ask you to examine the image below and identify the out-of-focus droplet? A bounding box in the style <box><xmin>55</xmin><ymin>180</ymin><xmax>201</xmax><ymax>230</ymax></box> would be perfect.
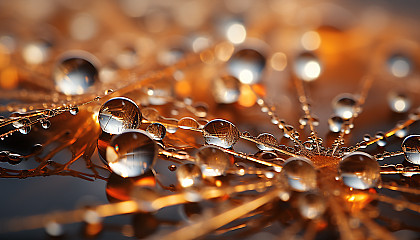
<box><xmin>40</xmin><ymin>119</ymin><xmax>51</xmax><ymax>129</ymax></box>
<box><xmin>395</xmin><ymin>122</ymin><xmax>408</xmax><ymax>138</ymax></box>
<box><xmin>98</xmin><ymin>97</ymin><xmax>141</xmax><ymax>135</ymax></box>
<box><xmin>294</xmin><ymin>52</ymin><xmax>322</xmax><ymax>82</ymax></box>
<box><xmin>402</xmin><ymin>135</ymin><xmax>420</xmax><ymax>165</ymax></box>
<box><xmin>196</xmin><ymin>146</ymin><xmax>230</xmax><ymax>177</ymax></box>
<box><xmin>387</xmin><ymin>54</ymin><xmax>412</xmax><ymax>78</ymax></box>
<box><xmin>106</xmin><ymin>130</ymin><xmax>157</xmax><ymax>178</ymax></box>
<box><xmin>281</xmin><ymin>157</ymin><xmax>317</xmax><ymax>192</ymax></box>
<box><xmin>176</xmin><ymin>163</ymin><xmax>203</xmax><ymax>188</ymax></box>
<box><xmin>212</xmin><ymin>75</ymin><xmax>241</xmax><ymax>104</ymax></box>
<box><xmin>145</xmin><ymin>78</ymin><xmax>174</xmax><ymax>105</ymax></box>
<box><xmin>226</xmin><ymin>23</ymin><xmax>246</xmax><ymax>44</ymax></box>
<box><xmin>328</xmin><ymin>116</ymin><xmax>344</xmax><ymax>133</ymax></box>
<box><xmin>298</xmin><ymin>192</ymin><xmax>326</xmax><ymax>219</ymax></box>
<box><xmin>178</xmin><ymin>117</ymin><xmax>199</xmax><ymax>129</ymax></box>
<box><xmin>301</xmin><ymin>31</ymin><xmax>321</xmax><ymax>51</ymax></box>
<box><xmin>13</xmin><ymin>118</ymin><xmax>31</xmax><ymax>134</ymax></box>
<box><xmin>22</xmin><ymin>40</ymin><xmax>51</xmax><ymax>65</ymax></box>
<box><xmin>332</xmin><ymin>94</ymin><xmax>357</xmax><ymax>120</ymax></box>
<box><xmin>69</xmin><ymin>13</ymin><xmax>98</xmax><ymax>41</ymax></box>
<box><xmin>375</xmin><ymin>131</ymin><xmax>387</xmax><ymax>147</ymax></box>
<box><xmin>388</xmin><ymin>92</ymin><xmax>411</xmax><ymax>113</ymax></box>
<box><xmin>338</xmin><ymin>152</ymin><xmax>380</xmax><ymax>190</ymax></box>
<box><xmin>270</xmin><ymin>52</ymin><xmax>287</xmax><ymax>71</ymax></box>
<box><xmin>203</xmin><ymin>119</ymin><xmax>240</xmax><ymax>148</ymax></box>
<box><xmin>256</xmin><ymin>133</ymin><xmax>278</xmax><ymax>151</ymax></box>
<box><xmin>227</xmin><ymin>48</ymin><xmax>266</xmax><ymax>85</ymax></box>
<box><xmin>45</xmin><ymin>221</ymin><xmax>63</xmax><ymax>237</ymax></box>
<box><xmin>53</xmin><ymin>55</ymin><xmax>98</xmax><ymax>95</ymax></box>
<box><xmin>146</xmin><ymin>123</ymin><xmax>166</xmax><ymax>141</ymax></box>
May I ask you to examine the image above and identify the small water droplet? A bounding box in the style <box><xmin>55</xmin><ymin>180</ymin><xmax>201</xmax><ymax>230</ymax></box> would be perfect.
<box><xmin>168</xmin><ymin>165</ymin><xmax>177</xmax><ymax>171</ymax></box>
<box><xmin>146</xmin><ymin>123</ymin><xmax>166</xmax><ymax>141</ymax></box>
<box><xmin>256</xmin><ymin>133</ymin><xmax>278</xmax><ymax>151</ymax></box>
<box><xmin>388</xmin><ymin>92</ymin><xmax>411</xmax><ymax>113</ymax></box>
<box><xmin>70</xmin><ymin>107</ymin><xmax>79</xmax><ymax>115</ymax></box>
<box><xmin>363</xmin><ymin>134</ymin><xmax>371</xmax><ymax>142</ymax></box>
<box><xmin>105</xmin><ymin>89</ymin><xmax>114</xmax><ymax>95</ymax></box>
<box><xmin>294</xmin><ymin>52</ymin><xmax>322</xmax><ymax>82</ymax></box>
<box><xmin>298</xmin><ymin>192</ymin><xmax>326</xmax><ymax>219</ymax></box>
<box><xmin>203</xmin><ymin>119</ymin><xmax>240</xmax><ymax>148</ymax></box>
<box><xmin>402</xmin><ymin>135</ymin><xmax>420</xmax><ymax>165</ymax></box>
<box><xmin>98</xmin><ymin>97</ymin><xmax>142</xmax><ymax>134</ymax></box>
<box><xmin>178</xmin><ymin>117</ymin><xmax>199</xmax><ymax>130</ymax></box>
<box><xmin>333</xmin><ymin>94</ymin><xmax>357</xmax><ymax>120</ymax></box>
<box><xmin>176</xmin><ymin>163</ymin><xmax>203</xmax><ymax>188</ymax></box>
<box><xmin>196</xmin><ymin>146</ymin><xmax>231</xmax><ymax>177</ymax></box>
<box><xmin>40</xmin><ymin>119</ymin><xmax>51</xmax><ymax>129</ymax></box>
<box><xmin>328</xmin><ymin>116</ymin><xmax>344</xmax><ymax>133</ymax></box>
<box><xmin>375</xmin><ymin>131</ymin><xmax>387</xmax><ymax>147</ymax></box>
<box><xmin>212</xmin><ymin>75</ymin><xmax>240</xmax><ymax>104</ymax></box>
<box><xmin>387</xmin><ymin>54</ymin><xmax>412</xmax><ymax>78</ymax></box>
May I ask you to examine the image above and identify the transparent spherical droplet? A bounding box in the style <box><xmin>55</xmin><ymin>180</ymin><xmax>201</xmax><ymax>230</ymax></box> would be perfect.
<box><xmin>395</xmin><ymin>122</ymin><xmax>408</xmax><ymax>138</ymax></box>
<box><xmin>70</xmin><ymin>107</ymin><xmax>79</xmax><ymax>115</ymax></box>
<box><xmin>176</xmin><ymin>163</ymin><xmax>203</xmax><ymax>188</ymax></box>
<box><xmin>363</xmin><ymin>134</ymin><xmax>371</xmax><ymax>142</ymax></box>
<box><xmin>298</xmin><ymin>192</ymin><xmax>326</xmax><ymax>219</ymax></box>
<box><xmin>203</xmin><ymin>119</ymin><xmax>240</xmax><ymax>148</ymax></box>
<box><xmin>45</xmin><ymin>221</ymin><xmax>63</xmax><ymax>237</ymax></box>
<box><xmin>333</xmin><ymin>94</ymin><xmax>357</xmax><ymax>120</ymax></box>
<box><xmin>281</xmin><ymin>157</ymin><xmax>317</xmax><ymax>192</ymax></box>
<box><xmin>40</xmin><ymin>119</ymin><xmax>51</xmax><ymax>129</ymax></box>
<box><xmin>178</xmin><ymin>117</ymin><xmax>199</xmax><ymax>130</ymax></box>
<box><xmin>227</xmin><ymin>48</ymin><xmax>266</xmax><ymax>85</ymax></box>
<box><xmin>98</xmin><ymin>97</ymin><xmax>142</xmax><ymax>135</ymax></box>
<box><xmin>387</xmin><ymin>54</ymin><xmax>412</xmax><ymax>78</ymax></box>
<box><xmin>375</xmin><ymin>131</ymin><xmax>387</xmax><ymax>147</ymax></box>
<box><xmin>338</xmin><ymin>152</ymin><xmax>380</xmax><ymax>190</ymax></box>
<box><xmin>13</xmin><ymin>118</ymin><xmax>31</xmax><ymax>134</ymax></box>
<box><xmin>106</xmin><ymin>130</ymin><xmax>157</xmax><ymax>178</ymax></box>
<box><xmin>256</xmin><ymin>133</ymin><xmax>278</xmax><ymax>151</ymax></box>
<box><xmin>212</xmin><ymin>75</ymin><xmax>240</xmax><ymax>104</ymax></box>
<box><xmin>97</xmin><ymin>131</ymin><xmax>113</xmax><ymax>163</ymax></box>
<box><xmin>388</xmin><ymin>92</ymin><xmax>411</xmax><ymax>113</ymax></box>
<box><xmin>146</xmin><ymin>123</ymin><xmax>166</xmax><ymax>141</ymax></box>
<box><xmin>196</xmin><ymin>146</ymin><xmax>231</xmax><ymax>177</ymax></box>
<box><xmin>293</xmin><ymin>52</ymin><xmax>322</xmax><ymax>82</ymax></box>
<box><xmin>402</xmin><ymin>135</ymin><xmax>420</xmax><ymax>165</ymax></box>
<box><xmin>328</xmin><ymin>116</ymin><xmax>344</xmax><ymax>133</ymax></box>
<box><xmin>53</xmin><ymin>56</ymin><xmax>98</xmax><ymax>95</ymax></box>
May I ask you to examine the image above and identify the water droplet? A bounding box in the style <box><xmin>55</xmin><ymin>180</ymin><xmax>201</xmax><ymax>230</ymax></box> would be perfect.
<box><xmin>402</xmin><ymin>135</ymin><xmax>420</xmax><ymax>165</ymax></box>
<box><xmin>375</xmin><ymin>131</ymin><xmax>387</xmax><ymax>147</ymax></box>
<box><xmin>227</xmin><ymin>48</ymin><xmax>266</xmax><ymax>84</ymax></box>
<box><xmin>99</xmin><ymin>97</ymin><xmax>142</xmax><ymax>135</ymax></box>
<box><xmin>106</xmin><ymin>130</ymin><xmax>157</xmax><ymax>178</ymax></box>
<box><xmin>176</xmin><ymin>163</ymin><xmax>203</xmax><ymax>188</ymax></box>
<box><xmin>338</xmin><ymin>151</ymin><xmax>380</xmax><ymax>190</ymax></box>
<box><xmin>13</xmin><ymin>118</ymin><xmax>31</xmax><ymax>134</ymax></box>
<box><xmin>168</xmin><ymin>165</ymin><xmax>177</xmax><ymax>171</ymax></box>
<box><xmin>388</xmin><ymin>92</ymin><xmax>411</xmax><ymax>113</ymax></box>
<box><xmin>328</xmin><ymin>116</ymin><xmax>344</xmax><ymax>133</ymax></box>
<box><xmin>97</xmin><ymin>131</ymin><xmax>113</xmax><ymax>163</ymax></box>
<box><xmin>178</xmin><ymin>117</ymin><xmax>199</xmax><ymax>130</ymax></box>
<box><xmin>45</xmin><ymin>221</ymin><xmax>63</xmax><ymax>237</ymax></box>
<box><xmin>294</xmin><ymin>52</ymin><xmax>322</xmax><ymax>82</ymax></box>
<box><xmin>145</xmin><ymin>79</ymin><xmax>174</xmax><ymax>105</ymax></box>
<box><xmin>196</xmin><ymin>146</ymin><xmax>230</xmax><ymax>177</ymax></box>
<box><xmin>105</xmin><ymin>89</ymin><xmax>114</xmax><ymax>95</ymax></box>
<box><xmin>212</xmin><ymin>75</ymin><xmax>240</xmax><ymax>104</ymax></box>
<box><xmin>363</xmin><ymin>134</ymin><xmax>371</xmax><ymax>142</ymax></box>
<box><xmin>281</xmin><ymin>157</ymin><xmax>317</xmax><ymax>192</ymax></box>
<box><xmin>53</xmin><ymin>56</ymin><xmax>98</xmax><ymax>95</ymax></box>
<box><xmin>298</xmin><ymin>192</ymin><xmax>326</xmax><ymax>219</ymax></box>
<box><xmin>146</xmin><ymin>123</ymin><xmax>166</xmax><ymax>141</ymax></box>
<box><xmin>395</xmin><ymin>122</ymin><xmax>408</xmax><ymax>138</ymax></box>
<box><xmin>40</xmin><ymin>119</ymin><xmax>51</xmax><ymax>129</ymax></box>
<box><xmin>333</xmin><ymin>94</ymin><xmax>357</xmax><ymax>120</ymax></box>
<box><xmin>387</xmin><ymin>54</ymin><xmax>412</xmax><ymax>78</ymax></box>
<box><xmin>256</xmin><ymin>133</ymin><xmax>278</xmax><ymax>151</ymax></box>
<box><xmin>193</xmin><ymin>103</ymin><xmax>208</xmax><ymax>118</ymax></box>
<box><xmin>203</xmin><ymin>119</ymin><xmax>240</xmax><ymax>148</ymax></box>
<box><xmin>70</xmin><ymin>107</ymin><xmax>79</xmax><ymax>115</ymax></box>
<box><xmin>22</xmin><ymin>40</ymin><xmax>51</xmax><ymax>65</ymax></box>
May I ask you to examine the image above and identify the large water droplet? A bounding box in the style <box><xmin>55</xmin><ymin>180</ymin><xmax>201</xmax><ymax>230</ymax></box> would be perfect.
<box><xmin>281</xmin><ymin>157</ymin><xmax>317</xmax><ymax>192</ymax></box>
<box><xmin>106</xmin><ymin>130</ymin><xmax>157</xmax><ymax>178</ymax></box>
<box><xmin>328</xmin><ymin>116</ymin><xmax>344</xmax><ymax>133</ymax></box>
<box><xmin>212</xmin><ymin>75</ymin><xmax>240</xmax><ymax>104</ymax></box>
<box><xmin>176</xmin><ymin>163</ymin><xmax>203</xmax><ymax>188</ymax></box>
<box><xmin>99</xmin><ymin>97</ymin><xmax>142</xmax><ymax>135</ymax></box>
<box><xmin>53</xmin><ymin>56</ymin><xmax>98</xmax><ymax>95</ymax></box>
<box><xmin>294</xmin><ymin>52</ymin><xmax>322</xmax><ymax>82</ymax></box>
<box><xmin>298</xmin><ymin>192</ymin><xmax>326</xmax><ymax>219</ymax></box>
<box><xmin>256</xmin><ymin>133</ymin><xmax>278</xmax><ymax>151</ymax></box>
<box><xmin>227</xmin><ymin>48</ymin><xmax>266</xmax><ymax>84</ymax></box>
<box><xmin>402</xmin><ymin>135</ymin><xmax>420</xmax><ymax>165</ymax></box>
<box><xmin>146</xmin><ymin>123</ymin><xmax>166</xmax><ymax>141</ymax></box>
<box><xmin>338</xmin><ymin>151</ymin><xmax>380</xmax><ymax>190</ymax></box>
<box><xmin>333</xmin><ymin>94</ymin><xmax>357</xmax><ymax>120</ymax></box>
<box><xmin>196</xmin><ymin>146</ymin><xmax>231</xmax><ymax>177</ymax></box>
<box><xmin>178</xmin><ymin>117</ymin><xmax>199</xmax><ymax>130</ymax></box>
<box><xmin>203</xmin><ymin>119</ymin><xmax>240</xmax><ymax>148</ymax></box>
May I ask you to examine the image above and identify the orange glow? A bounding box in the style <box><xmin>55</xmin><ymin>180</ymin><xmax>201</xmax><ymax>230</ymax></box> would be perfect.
<box><xmin>134</xmin><ymin>176</ymin><xmax>156</xmax><ymax>188</ymax></box>
<box><xmin>344</xmin><ymin>188</ymin><xmax>375</xmax><ymax>212</ymax></box>
<box><xmin>238</xmin><ymin>85</ymin><xmax>256</xmax><ymax>107</ymax></box>
<box><xmin>175</xmin><ymin>80</ymin><xmax>192</xmax><ymax>97</ymax></box>
<box><xmin>0</xmin><ymin>66</ymin><xmax>18</xmax><ymax>89</ymax></box>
